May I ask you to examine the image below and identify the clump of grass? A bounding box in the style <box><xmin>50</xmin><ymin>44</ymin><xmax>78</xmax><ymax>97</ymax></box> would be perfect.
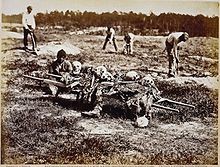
<box><xmin>155</xmin><ymin>80</ymin><xmax>218</xmax><ymax>121</ymax></box>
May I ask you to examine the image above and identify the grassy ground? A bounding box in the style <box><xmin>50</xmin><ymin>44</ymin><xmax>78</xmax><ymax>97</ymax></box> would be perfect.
<box><xmin>1</xmin><ymin>29</ymin><xmax>218</xmax><ymax>165</ymax></box>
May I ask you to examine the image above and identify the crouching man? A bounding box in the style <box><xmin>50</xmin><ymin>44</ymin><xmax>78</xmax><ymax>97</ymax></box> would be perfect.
<box><xmin>49</xmin><ymin>49</ymin><xmax>73</xmax><ymax>76</ymax></box>
<box><xmin>123</xmin><ymin>32</ymin><xmax>135</xmax><ymax>54</ymax></box>
<box><xmin>48</xmin><ymin>49</ymin><xmax>73</xmax><ymax>95</ymax></box>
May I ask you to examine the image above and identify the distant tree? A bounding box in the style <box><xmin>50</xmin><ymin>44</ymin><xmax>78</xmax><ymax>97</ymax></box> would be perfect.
<box><xmin>3</xmin><ymin>11</ymin><xmax>218</xmax><ymax>37</ymax></box>
<box><xmin>2</xmin><ymin>14</ymin><xmax>22</xmax><ymax>24</ymax></box>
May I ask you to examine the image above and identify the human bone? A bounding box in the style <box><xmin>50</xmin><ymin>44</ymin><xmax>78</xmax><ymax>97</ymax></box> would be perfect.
<box><xmin>140</xmin><ymin>75</ymin><xmax>155</xmax><ymax>87</ymax></box>
<box><xmin>72</xmin><ymin>61</ymin><xmax>82</xmax><ymax>74</ymax></box>
<box><xmin>95</xmin><ymin>66</ymin><xmax>107</xmax><ymax>77</ymax></box>
<box><xmin>101</xmin><ymin>71</ymin><xmax>114</xmax><ymax>81</ymax></box>
<box><xmin>31</xmin><ymin>71</ymin><xmax>41</xmax><ymax>77</ymax></box>
<box><xmin>124</xmin><ymin>71</ymin><xmax>139</xmax><ymax>81</ymax></box>
<box><xmin>135</xmin><ymin>115</ymin><xmax>149</xmax><ymax>127</ymax></box>
<box><xmin>48</xmin><ymin>84</ymin><xmax>58</xmax><ymax>96</ymax></box>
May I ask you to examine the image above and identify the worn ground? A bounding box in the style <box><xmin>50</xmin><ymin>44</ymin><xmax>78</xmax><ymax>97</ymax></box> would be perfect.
<box><xmin>1</xmin><ymin>25</ymin><xmax>219</xmax><ymax>165</ymax></box>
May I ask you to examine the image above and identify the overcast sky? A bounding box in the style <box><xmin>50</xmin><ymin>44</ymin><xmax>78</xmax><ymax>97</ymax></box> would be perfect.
<box><xmin>1</xmin><ymin>0</ymin><xmax>219</xmax><ymax>16</ymax></box>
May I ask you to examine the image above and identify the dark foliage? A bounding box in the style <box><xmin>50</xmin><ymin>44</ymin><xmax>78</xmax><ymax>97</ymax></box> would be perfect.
<box><xmin>2</xmin><ymin>11</ymin><xmax>219</xmax><ymax>37</ymax></box>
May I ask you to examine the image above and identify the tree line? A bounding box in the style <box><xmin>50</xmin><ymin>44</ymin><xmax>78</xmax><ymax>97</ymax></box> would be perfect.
<box><xmin>2</xmin><ymin>10</ymin><xmax>219</xmax><ymax>37</ymax></box>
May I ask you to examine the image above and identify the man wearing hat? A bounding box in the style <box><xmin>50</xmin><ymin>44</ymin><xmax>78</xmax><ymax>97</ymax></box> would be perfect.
<box><xmin>165</xmin><ymin>32</ymin><xmax>189</xmax><ymax>77</ymax></box>
<box><xmin>48</xmin><ymin>49</ymin><xmax>73</xmax><ymax>95</ymax></box>
<box><xmin>49</xmin><ymin>49</ymin><xmax>73</xmax><ymax>76</ymax></box>
<box><xmin>22</xmin><ymin>5</ymin><xmax>37</xmax><ymax>51</ymax></box>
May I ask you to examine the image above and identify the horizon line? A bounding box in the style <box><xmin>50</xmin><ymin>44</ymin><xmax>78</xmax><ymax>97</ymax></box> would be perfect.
<box><xmin>2</xmin><ymin>10</ymin><xmax>218</xmax><ymax>18</ymax></box>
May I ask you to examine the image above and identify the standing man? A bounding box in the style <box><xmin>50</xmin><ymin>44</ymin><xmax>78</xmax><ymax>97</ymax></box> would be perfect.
<box><xmin>102</xmin><ymin>26</ymin><xmax>118</xmax><ymax>52</ymax></box>
<box><xmin>22</xmin><ymin>5</ymin><xmax>37</xmax><ymax>51</ymax></box>
<box><xmin>165</xmin><ymin>32</ymin><xmax>189</xmax><ymax>77</ymax></box>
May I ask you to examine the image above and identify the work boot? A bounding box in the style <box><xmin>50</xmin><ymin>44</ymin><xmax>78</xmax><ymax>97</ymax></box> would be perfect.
<box><xmin>81</xmin><ymin>106</ymin><xmax>102</xmax><ymax>118</ymax></box>
<box><xmin>48</xmin><ymin>84</ymin><xmax>58</xmax><ymax>96</ymax></box>
<box><xmin>24</xmin><ymin>46</ymin><xmax>28</xmax><ymax>51</ymax></box>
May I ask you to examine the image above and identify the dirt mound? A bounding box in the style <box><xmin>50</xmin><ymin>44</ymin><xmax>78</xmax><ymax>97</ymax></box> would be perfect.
<box><xmin>163</xmin><ymin>76</ymin><xmax>219</xmax><ymax>90</ymax></box>
<box><xmin>189</xmin><ymin>55</ymin><xmax>218</xmax><ymax>64</ymax></box>
<box><xmin>1</xmin><ymin>30</ymin><xmax>23</xmax><ymax>39</ymax></box>
<box><xmin>37</xmin><ymin>41</ymin><xmax>82</xmax><ymax>56</ymax></box>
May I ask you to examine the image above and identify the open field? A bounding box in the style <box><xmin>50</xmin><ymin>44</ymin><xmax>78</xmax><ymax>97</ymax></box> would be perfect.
<box><xmin>1</xmin><ymin>27</ymin><xmax>218</xmax><ymax>165</ymax></box>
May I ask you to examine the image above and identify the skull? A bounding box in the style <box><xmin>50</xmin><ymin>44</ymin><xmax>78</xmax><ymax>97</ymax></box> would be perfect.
<box><xmin>95</xmin><ymin>66</ymin><xmax>107</xmax><ymax>78</ymax></box>
<box><xmin>101</xmin><ymin>71</ymin><xmax>114</xmax><ymax>81</ymax></box>
<box><xmin>135</xmin><ymin>115</ymin><xmax>149</xmax><ymax>128</ymax></box>
<box><xmin>124</xmin><ymin>71</ymin><xmax>139</xmax><ymax>81</ymax></box>
<box><xmin>60</xmin><ymin>72</ymin><xmax>73</xmax><ymax>84</ymax></box>
<box><xmin>72</xmin><ymin>61</ymin><xmax>82</xmax><ymax>75</ymax></box>
<box><xmin>140</xmin><ymin>75</ymin><xmax>155</xmax><ymax>87</ymax></box>
<box><xmin>31</xmin><ymin>71</ymin><xmax>41</xmax><ymax>77</ymax></box>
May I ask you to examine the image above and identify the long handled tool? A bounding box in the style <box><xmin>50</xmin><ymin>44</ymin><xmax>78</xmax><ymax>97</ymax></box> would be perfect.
<box><xmin>29</xmin><ymin>30</ymin><xmax>38</xmax><ymax>55</ymax></box>
<box><xmin>156</xmin><ymin>98</ymin><xmax>195</xmax><ymax>108</ymax></box>
<box><xmin>23</xmin><ymin>75</ymin><xmax>66</xmax><ymax>87</ymax></box>
<box><xmin>152</xmin><ymin>103</ymin><xmax>179</xmax><ymax>112</ymax></box>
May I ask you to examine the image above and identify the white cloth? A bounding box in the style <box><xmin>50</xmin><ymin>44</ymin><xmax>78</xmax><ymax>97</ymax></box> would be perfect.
<box><xmin>22</xmin><ymin>12</ymin><xmax>36</xmax><ymax>29</ymax></box>
<box><xmin>166</xmin><ymin>32</ymin><xmax>184</xmax><ymax>44</ymax></box>
<box><xmin>166</xmin><ymin>32</ymin><xmax>185</xmax><ymax>63</ymax></box>
<box><xmin>107</xmin><ymin>28</ymin><xmax>115</xmax><ymax>41</ymax></box>
<box><xmin>136</xmin><ymin>116</ymin><xmax>149</xmax><ymax>127</ymax></box>
<box><xmin>127</xmin><ymin>33</ymin><xmax>135</xmax><ymax>42</ymax></box>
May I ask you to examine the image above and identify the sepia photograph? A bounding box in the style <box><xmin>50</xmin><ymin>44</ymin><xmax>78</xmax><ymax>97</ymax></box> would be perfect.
<box><xmin>1</xmin><ymin>0</ymin><xmax>219</xmax><ymax>165</ymax></box>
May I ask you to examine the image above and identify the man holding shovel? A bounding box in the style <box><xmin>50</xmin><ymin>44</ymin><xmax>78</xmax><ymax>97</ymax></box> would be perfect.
<box><xmin>165</xmin><ymin>32</ymin><xmax>189</xmax><ymax>77</ymax></box>
<box><xmin>22</xmin><ymin>5</ymin><xmax>37</xmax><ymax>52</ymax></box>
<box><xmin>102</xmin><ymin>26</ymin><xmax>118</xmax><ymax>52</ymax></box>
